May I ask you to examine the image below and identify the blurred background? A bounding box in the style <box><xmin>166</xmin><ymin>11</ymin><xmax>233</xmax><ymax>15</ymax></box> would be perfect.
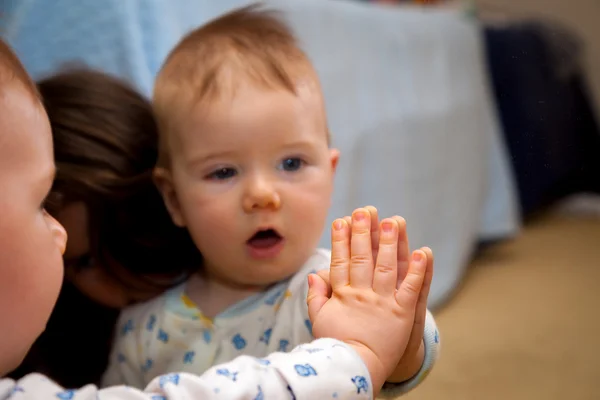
<box><xmin>2</xmin><ymin>0</ymin><xmax>599</xmax><ymax>398</ymax></box>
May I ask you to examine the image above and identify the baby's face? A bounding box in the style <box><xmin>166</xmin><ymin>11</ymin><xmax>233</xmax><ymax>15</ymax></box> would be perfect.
<box><xmin>162</xmin><ymin>81</ymin><xmax>338</xmax><ymax>288</ymax></box>
<box><xmin>0</xmin><ymin>83</ymin><xmax>67</xmax><ymax>375</ymax></box>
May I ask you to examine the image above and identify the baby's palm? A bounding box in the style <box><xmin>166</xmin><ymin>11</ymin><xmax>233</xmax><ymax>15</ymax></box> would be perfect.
<box><xmin>306</xmin><ymin>210</ymin><xmax>426</xmax><ymax>380</ymax></box>
<box><xmin>311</xmin><ymin>287</ymin><xmax>413</xmax><ymax>376</ymax></box>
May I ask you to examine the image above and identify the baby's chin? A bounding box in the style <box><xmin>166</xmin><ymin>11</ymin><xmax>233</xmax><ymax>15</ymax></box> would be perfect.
<box><xmin>205</xmin><ymin>258</ymin><xmax>294</xmax><ymax>282</ymax></box>
<box><xmin>1</xmin><ymin>339</ymin><xmax>34</xmax><ymax>376</ymax></box>
<box><xmin>215</xmin><ymin>268</ymin><xmax>298</xmax><ymax>290</ymax></box>
<box><xmin>240</xmin><ymin>270</ymin><xmax>299</xmax><ymax>288</ymax></box>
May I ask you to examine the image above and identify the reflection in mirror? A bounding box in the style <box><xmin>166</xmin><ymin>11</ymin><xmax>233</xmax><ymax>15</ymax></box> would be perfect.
<box><xmin>0</xmin><ymin>0</ymin><xmax>598</xmax><ymax>398</ymax></box>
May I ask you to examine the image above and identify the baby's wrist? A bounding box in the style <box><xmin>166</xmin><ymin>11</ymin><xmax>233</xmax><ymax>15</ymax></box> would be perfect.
<box><xmin>386</xmin><ymin>340</ymin><xmax>425</xmax><ymax>383</ymax></box>
<box><xmin>346</xmin><ymin>341</ymin><xmax>386</xmax><ymax>396</ymax></box>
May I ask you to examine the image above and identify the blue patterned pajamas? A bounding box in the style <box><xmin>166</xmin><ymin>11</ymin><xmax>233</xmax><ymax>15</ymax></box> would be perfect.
<box><xmin>102</xmin><ymin>249</ymin><xmax>440</xmax><ymax>398</ymax></box>
<box><xmin>0</xmin><ymin>339</ymin><xmax>375</xmax><ymax>399</ymax></box>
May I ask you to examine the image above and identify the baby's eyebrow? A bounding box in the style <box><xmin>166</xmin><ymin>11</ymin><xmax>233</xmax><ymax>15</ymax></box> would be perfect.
<box><xmin>277</xmin><ymin>138</ymin><xmax>322</xmax><ymax>151</ymax></box>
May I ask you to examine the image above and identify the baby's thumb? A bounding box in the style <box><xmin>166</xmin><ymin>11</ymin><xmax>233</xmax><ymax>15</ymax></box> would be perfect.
<box><xmin>306</xmin><ymin>273</ymin><xmax>329</xmax><ymax>323</ymax></box>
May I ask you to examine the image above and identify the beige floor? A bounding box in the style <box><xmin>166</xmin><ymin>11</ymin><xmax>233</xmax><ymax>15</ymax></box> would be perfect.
<box><xmin>398</xmin><ymin>213</ymin><xmax>600</xmax><ymax>400</ymax></box>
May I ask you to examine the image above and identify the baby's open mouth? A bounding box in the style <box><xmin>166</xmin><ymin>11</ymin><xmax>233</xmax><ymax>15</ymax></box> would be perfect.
<box><xmin>247</xmin><ymin>229</ymin><xmax>283</xmax><ymax>249</ymax></box>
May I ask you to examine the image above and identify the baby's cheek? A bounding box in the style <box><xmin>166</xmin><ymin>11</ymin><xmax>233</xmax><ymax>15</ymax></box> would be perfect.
<box><xmin>188</xmin><ymin>206</ymin><xmax>237</xmax><ymax>243</ymax></box>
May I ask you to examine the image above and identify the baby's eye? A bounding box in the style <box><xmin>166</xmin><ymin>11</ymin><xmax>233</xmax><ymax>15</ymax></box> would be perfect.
<box><xmin>207</xmin><ymin>167</ymin><xmax>237</xmax><ymax>180</ymax></box>
<box><xmin>279</xmin><ymin>157</ymin><xmax>304</xmax><ymax>172</ymax></box>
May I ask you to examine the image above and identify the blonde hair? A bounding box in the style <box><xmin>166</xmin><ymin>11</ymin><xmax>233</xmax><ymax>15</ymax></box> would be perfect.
<box><xmin>153</xmin><ymin>3</ymin><xmax>318</xmax><ymax>167</ymax></box>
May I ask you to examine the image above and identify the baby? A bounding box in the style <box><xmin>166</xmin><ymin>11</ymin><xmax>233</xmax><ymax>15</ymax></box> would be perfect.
<box><xmin>0</xmin><ymin>35</ymin><xmax>431</xmax><ymax>399</ymax></box>
<box><xmin>103</xmin><ymin>4</ymin><xmax>440</xmax><ymax>396</ymax></box>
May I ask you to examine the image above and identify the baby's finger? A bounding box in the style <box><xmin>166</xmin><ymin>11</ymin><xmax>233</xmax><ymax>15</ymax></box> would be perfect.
<box><xmin>330</xmin><ymin>219</ymin><xmax>350</xmax><ymax>290</ymax></box>
<box><xmin>421</xmin><ymin>247</ymin><xmax>434</xmax><ymax>279</ymax></box>
<box><xmin>418</xmin><ymin>246</ymin><xmax>434</xmax><ymax>310</ymax></box>
<box><xmin>307</xmin><ymin>273</ymin><xmax>330</xmax><ymax>323</ymax></box>
<box><xmin>395</xmin><ymin>250</ymin><xmax>426</xmax><ymax>311</ymax></box>
<box><xmin>393</xmin><ymin>216</ymin><xmax>409</xmax><ymax>287</ymax></box>
<box><xmin>343</xmin><ymin>216</ymin><xmax>352</xmax><ymax>243</ymax></box>
<box><xmin>372</xmin><ymin>218</ymin><xmax>399</xmax><ymax>295</ymax></box>
<box><xmin>316</xmin><ymin>269</ymin><xmax>332</xmax><ymax>299</ymax></box>
<box><xmin>349</xmin><ymin>208</ymin><xmax>374</xmax><ymax>288</ymax></box>
<box><xmin>365</xmin><ymin>205</ymin><xmax>380</xmax><ymax>259</ymax></box>
<box><xmin>405</xmin><ymin>247</ymin><xmax>434</xmax><ymax>355</ymax></box>
<box><xmin>343</xmin><ymin>215</ymin><xmax>352</xmax><ymax>225</ymax></box>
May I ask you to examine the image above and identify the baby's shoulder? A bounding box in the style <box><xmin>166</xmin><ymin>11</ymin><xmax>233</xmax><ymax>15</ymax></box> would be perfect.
<box><xmin>116</xmin><ymin>287</ymin><xmax>174</xmax><ymax>333</ymax></box>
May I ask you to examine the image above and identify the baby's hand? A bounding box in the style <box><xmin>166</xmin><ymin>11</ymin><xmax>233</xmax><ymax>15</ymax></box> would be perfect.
<box><xmin>306</xmin><ymin>208</ymin><xmax>427</xmax><ymax>396</ymax></box>
<box><xmin>344</xmin><ymin>206</ymin><xmax>434</xmax><ymax>383</ymax></box>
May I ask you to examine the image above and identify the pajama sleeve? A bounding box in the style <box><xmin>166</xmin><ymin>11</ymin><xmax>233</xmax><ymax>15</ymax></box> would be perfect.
<box><xmin>0</xmin><ymin>339</ymin><xmax>374</xmax><ymax>400</ymax></box>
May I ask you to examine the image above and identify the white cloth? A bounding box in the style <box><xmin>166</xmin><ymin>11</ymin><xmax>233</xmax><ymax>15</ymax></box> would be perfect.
<box><xmin>0</xmin><ymin>339</ymin><xmax>374</xmax><ymax>399</ymax></box>
<box><xmin>103</xmin><ymin>249</ymin><xmax>440</xmax><ymax>398</ymax></box>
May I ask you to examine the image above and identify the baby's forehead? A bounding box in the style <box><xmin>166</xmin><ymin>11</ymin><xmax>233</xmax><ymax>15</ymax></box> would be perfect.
<box><xmin>0</xmin><ymin>80</ymin><xmax>43</xmax><ymax>147</ymax></box>
<box><xmin>203</xmin><ymin>73</ymin><xmax>322</xmax><ymax>113</ymax></box>
<box><xmin>0</xmin><ymin>87</ymin><xmax>51</xmax><ymax>180</ymax></box>
<box><xmin>0</xmin><ymin>82</ymin><xmax>41</xmax><ymax>134</ymax></box>
<box><xmin>0</xmin><ymin>53</ymin><xmax>40</xmax><ymax>101</ymax></box>
<box><xmin>188</xmin><ymin>83</ymin><xmax>324</xmax><ymax>131</ymax></box>
<box><xmin>161</xmin><ymin>73</ymin><xmax>330</xmax><ymax>163</ymax></box>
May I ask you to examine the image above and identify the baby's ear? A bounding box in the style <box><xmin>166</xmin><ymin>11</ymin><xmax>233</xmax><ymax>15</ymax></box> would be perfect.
<box><xmin>153</xmin><ymin>167</ymin><xmax>186</xmax><ymax>227</ymax></box>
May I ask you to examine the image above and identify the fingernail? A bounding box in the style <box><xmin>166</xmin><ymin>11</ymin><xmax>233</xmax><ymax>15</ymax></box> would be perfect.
<box><xmin>354</xmin><ymin>211</ymin><xmax>366</xmax><ymax>221</ymax></box>
<box><xmin>382</xmin><ymin>221</ymin><xmax>393</xmax><ymax>233</ymax></box>
<box><xmin>333</xmin><ymin>220</ymin><xmax>344</xmax><ymax>231</ymax></box>
<box><xmin>413</xmin><ymin>251</ymin><xmax>423</xmax><ymax>262</ymax></box>
<box><xmin>307</xmin><ymin>274</ymin><xmax>314</xmax><ymax>288</ymax></box>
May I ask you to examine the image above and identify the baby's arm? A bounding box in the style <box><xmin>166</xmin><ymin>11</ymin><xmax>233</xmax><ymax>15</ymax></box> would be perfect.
<box><xmin>0</xmin><ymin>339</ymin><xmax>373</xmax><ymax>399</ymax></box>
<box><xmin>380</xmin><ymin>309</ymin><xmax>440</xmax><ymax>397</ymax></box>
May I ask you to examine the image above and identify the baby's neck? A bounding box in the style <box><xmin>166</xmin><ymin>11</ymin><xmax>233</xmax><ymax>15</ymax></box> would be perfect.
<box><xmin>184</xmin><ymin>272</ymin><xmax>267</xmax><ymax>319</ymax></box>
